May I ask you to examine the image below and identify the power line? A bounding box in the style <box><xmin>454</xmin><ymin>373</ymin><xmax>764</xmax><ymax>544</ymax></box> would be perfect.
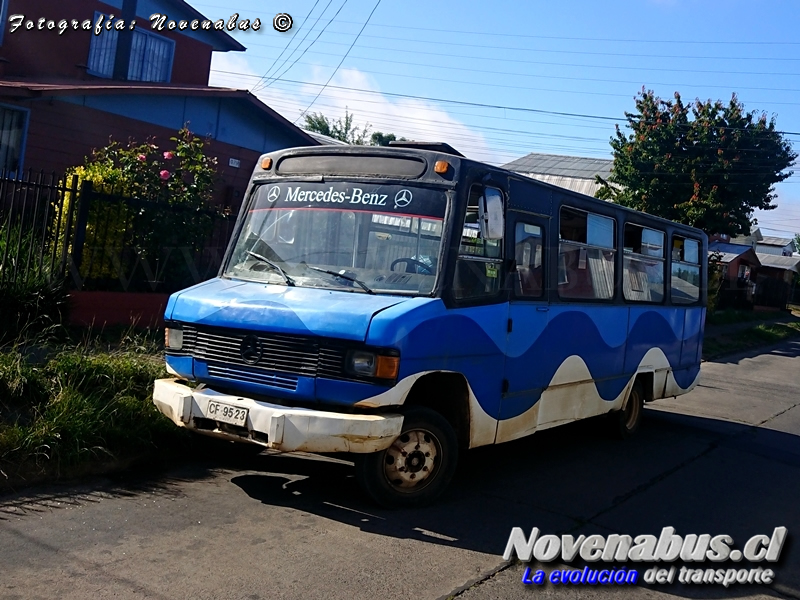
<box><xmin>293</xmin><ymin>29</ymin><xmax>800</xmax><ymax>62</ymax></box>
<box><xmin>252</xmin><ymin>0</ymin><xmax>334</xmax><ymax>91</ymax></box>
<box><xmin>237</xmin><ymin>47</ymin><xmax>800</xmax><ymax>95</ymax></box>
<box><xmin>188</xmin><ymin>2</ymin><xmax>800</xmax><ymax>46</ymax></box>
<box><xmin>212</xmin><ymin>70</ymin><xmax>800</xmax><ymax>136</ymax></box>
<box><xmin>233</xmin><ymin>36</ymin><xmax>800</xmax><ymax>79</ymax></box>
<box><xmin>248</xmin><ymin>0</ymin><xmax>322</xmax><ymax>90</ymax></box>
<box><xmin>294</xmin><ymin>0</ymin><xmax>381</xmax><ymax>121</ymax></box>
<box><xmin>255</xmin><ymin>0</ymin><xmax>350</xmax><ymax>92</ymax></box>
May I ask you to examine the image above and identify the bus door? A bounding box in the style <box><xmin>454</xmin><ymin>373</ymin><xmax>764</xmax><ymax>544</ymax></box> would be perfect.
<box><xmin>497</xmin><ymin>211</ymin><xmax>550</xmax><ymax>443</ymax></box>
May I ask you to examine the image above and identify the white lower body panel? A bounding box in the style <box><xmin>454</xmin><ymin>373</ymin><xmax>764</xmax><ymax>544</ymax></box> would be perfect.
<box><xmin>153</xmin><ymin>378</ymin><xmax>404</xmax><ymax>453</ymax></box>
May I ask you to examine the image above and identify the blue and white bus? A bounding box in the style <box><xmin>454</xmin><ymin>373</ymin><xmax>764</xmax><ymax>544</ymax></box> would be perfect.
<box><xmin>153</xmin><ymin>143</ymin><xmax>707</xmax><ymax>507</ymax></box>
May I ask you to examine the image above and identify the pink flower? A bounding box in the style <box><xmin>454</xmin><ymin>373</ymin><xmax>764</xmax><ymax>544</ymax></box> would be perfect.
<box><xmin>159</xmin><ymin>170</ymin><xmax>171</xmax><ymax>181</ymax></box>
<box><xmin>163</xmin><ymin>151</ymin><xmax>174</xmax><ymax>160</ymax></box>
<box><xmin>137</xmin><ymin>154</ymin><xmax>147</xmax><ymax>162</ymax></box>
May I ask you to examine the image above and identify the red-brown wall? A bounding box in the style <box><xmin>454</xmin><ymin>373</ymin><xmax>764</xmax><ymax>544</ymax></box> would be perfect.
<box><xmin>1</xmin><ymin>0</ymin><xmax>214</xmax><ymax>85</ymax></box>
<box><xmin>8</xmin><ymin>97</ymin><xmax>258</xmax><ymax>211</ymax></box>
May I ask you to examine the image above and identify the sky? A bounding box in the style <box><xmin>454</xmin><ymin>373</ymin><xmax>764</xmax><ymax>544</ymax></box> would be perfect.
<box><xmin>196</xmin><ymin>0</ymin><xmax>800</xmax><ymax>240</ymax></box>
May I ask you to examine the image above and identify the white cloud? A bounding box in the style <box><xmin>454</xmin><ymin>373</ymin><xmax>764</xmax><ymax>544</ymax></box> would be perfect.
<box><xmin>210</xmin><ymin>56</ymin><xmax>498</xmax><ymax>163</ymax></box>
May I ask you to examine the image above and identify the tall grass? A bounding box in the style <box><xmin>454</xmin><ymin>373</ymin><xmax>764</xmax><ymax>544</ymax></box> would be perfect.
<box><xmin>0</xmin><ymin>225</ymin><xmax>69</xmax><ymax>343</ymax></box>
<box><xmin>0</xmin><ymin>332</ymin><xmax>178</xmax><ymax>484</ymax></box>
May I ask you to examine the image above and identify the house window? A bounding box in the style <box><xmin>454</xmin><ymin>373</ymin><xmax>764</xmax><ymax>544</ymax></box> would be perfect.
<box><xmin>0</xmin><ymin>0</ymin><xmax>8</xmax><ymax>46</ymax></box>
<box><xmin>87</xmin><ymin>15</ymin><xmax>119</xmax><ymax>77</ymax></box>
<box><xmin>87</xmin><ymin>14</ymin><xmax>174</xmax><ymax>82</ymax></box>
<box><xmin>128</xmin><ymin>30</ymin><xmax>175</xmax><ymax>83</ymax></box>
<box><xmin>0</xmin><ymin>105</ymin><xmax>27</xmax><ymax>174</ymax></box>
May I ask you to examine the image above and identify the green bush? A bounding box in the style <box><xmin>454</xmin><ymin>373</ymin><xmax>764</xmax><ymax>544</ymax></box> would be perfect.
<box><xmin>0</xmin><ymin>344</ymin><xmax>177</xmax><ymax>481</ymax></box>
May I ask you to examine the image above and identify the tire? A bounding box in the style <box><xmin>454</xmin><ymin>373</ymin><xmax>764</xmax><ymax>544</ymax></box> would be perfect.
<box><xmin>355</xmin><ymin>406</ymin><xmax>459</xmax><ymax>509</ymax></box>
<box><xmin>609</xmin><ymin>381</ymin><xmax>644</xmax><ymax>439</ymax></box>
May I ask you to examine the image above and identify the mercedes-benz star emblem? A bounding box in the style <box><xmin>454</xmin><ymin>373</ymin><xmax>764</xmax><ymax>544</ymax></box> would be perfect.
<box><xmin>394</xmin><ymin>189</ymin><xmax>413</xmax><ymax>208</ymax></box>
<box><xmin>267</xmin><ymin>186</ymin><xmax>281</xmax><ymax>202</ymax></box>
<box><xmin>240</xmin><ymin>335</ymin><xmax>263</xmax><ymax>365</ymax></box>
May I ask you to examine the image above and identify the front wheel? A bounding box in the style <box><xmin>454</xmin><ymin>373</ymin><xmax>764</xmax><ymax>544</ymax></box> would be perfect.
<box><xmin>609</xmin><ymin>381</ymin><xmax>644</xmax><ymax>439</ymax></box>
<box><xmin>355</xmin><ymin>407</ymin><xmax>458</xmax><ymax>508</ymax></box>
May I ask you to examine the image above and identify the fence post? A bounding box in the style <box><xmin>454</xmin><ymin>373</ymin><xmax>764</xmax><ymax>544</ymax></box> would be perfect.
<box><xmin>71</xmin><ymin>179</ymin><xmax>93</xmax><ymax>277</ymax></box>
<box><xmin>59</xmin><ymin>175</ymin><xmax>80</xmax><ymax>280</ymax></box>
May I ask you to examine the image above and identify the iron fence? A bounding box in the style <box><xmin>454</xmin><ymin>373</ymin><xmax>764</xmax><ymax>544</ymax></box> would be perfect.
<box><xmin>0</xmin><ymin>171</ymin><xmax>236</xmax><ymax>293</ymax></box>
<box><xmin>0</xmin><ymin>170</ymin><xmax>80</xmax><ymax>287</ymax></box>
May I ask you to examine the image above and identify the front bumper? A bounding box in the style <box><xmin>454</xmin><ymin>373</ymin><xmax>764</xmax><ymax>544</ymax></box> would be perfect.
<box><xmin>152</xmin><ymin>378</ymin><xmax>404</xmax><ymax>453</ymax></box>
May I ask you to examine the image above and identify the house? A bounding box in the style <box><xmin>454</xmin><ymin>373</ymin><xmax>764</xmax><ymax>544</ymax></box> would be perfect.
<box><xmin>0</xmin><ymin>0</ymin><xmax>319</xmax><ymax>208</ymax></box>
<box><xmin>729</xmin><ymin>228</ymin><xmax>797</xmax><ymax>257</ymax></box>
<box><xmin>501</xmin><ymin>152</ymin><xmax>613</xmax><ymax>196</ymax></box>
<box><xmin>708</xmin><ymin>241</ymin><xmax>761</xmax><ymax>283</ymax></box>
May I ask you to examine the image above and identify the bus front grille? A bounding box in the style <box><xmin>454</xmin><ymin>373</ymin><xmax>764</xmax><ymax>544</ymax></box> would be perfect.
<box><xmin>206</xmin><ymin>364</ymin><xmax>300</xmax><ymax>391</ymax></box>
<box><xmin>174</xmin><ymin>325</ymin><xmax>350</xmax><ymax>382</ymax></box>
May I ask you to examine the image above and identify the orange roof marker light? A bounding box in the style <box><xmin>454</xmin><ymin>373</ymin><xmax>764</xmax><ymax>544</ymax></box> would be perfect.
<box><xmin>261</xmin><ymin>157</ymin><xmax>273</xmax><ymax>170</ymax></box>
<box><xmin>434</xmin><ymin>160</ymin><xmax>450</xmax><ymax>174</ymax></box>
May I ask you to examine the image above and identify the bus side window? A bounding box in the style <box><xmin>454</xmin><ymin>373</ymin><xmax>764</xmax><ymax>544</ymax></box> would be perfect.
<box><xmin>558</xmin><ymin>207</ymin><xmax>616</xmax><ymax>300</ymax></box>
<box><xmin>514</xmin><ymin>222</ymin><xmax>543</xmax><ymax>298</ymax></box>
<box><xmin>671</xmin><ymin>236</ymin><xmax>701</xmax><ymax>304</ymax></box>
<box><xmin>623</xmin><ymin>224</ymin><xmax>665</xmax><ymax>303</ymax></box>
<box><xmin>453</xmin><ymin>185</ymin><xmax>504</xmax><ymax>300</ymax></box>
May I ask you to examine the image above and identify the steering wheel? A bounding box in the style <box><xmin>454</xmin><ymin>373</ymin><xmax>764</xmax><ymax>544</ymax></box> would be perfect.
<box><xmin>391</xmin><ymin>258</ymin><xmax>434</xmax><ymax>275</ymax></box>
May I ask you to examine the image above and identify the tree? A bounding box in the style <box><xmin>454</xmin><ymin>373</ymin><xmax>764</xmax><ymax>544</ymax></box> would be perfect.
<box><xmin>370</xmin><ymin>131</ymin><xmax>408</xmax><ymax>146</ymax></box>
<box><xmin>302</xmin><ymin>110</ymin><xmax>407</xmax><ymax>146</ymax></box>
<box><xmin>794</xmin><ymin>233</ymin><xmax>800</xmax><ymax>254</ymax></box>
<box><xmin>303</xmin><ymin>109</ymin><xmax>371</xmax><ymax>145</ymax></box>
<box><xmin>596</xmin><ymin>90</ymin><xmax>797</xmax><ymax>236</ymax></box>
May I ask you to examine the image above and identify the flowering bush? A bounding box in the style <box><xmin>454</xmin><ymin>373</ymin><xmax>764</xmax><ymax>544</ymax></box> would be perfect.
<box><xmin>61</xmin><ymin>127</ymin><xmax>220</xmax><ymax>290</ymax></box>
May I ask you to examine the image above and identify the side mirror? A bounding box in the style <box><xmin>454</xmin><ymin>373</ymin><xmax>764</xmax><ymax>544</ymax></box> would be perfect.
<box><xmin>479</xmin><ymin>187</ymin><xmax>505</xmax><ymax>240</ymax></box>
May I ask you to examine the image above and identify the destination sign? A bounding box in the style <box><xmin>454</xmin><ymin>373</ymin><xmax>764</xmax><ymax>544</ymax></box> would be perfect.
<box><xmin>250</xmin><ymin>182</ymin><xmax>447</xmax><ymax>219</ymax></box>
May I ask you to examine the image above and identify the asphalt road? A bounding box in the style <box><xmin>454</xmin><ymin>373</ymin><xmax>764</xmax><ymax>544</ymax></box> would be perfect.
<box><xmin>2</xmin><ymin>341</ymin><xmax>800</xmax><ymax>600</ymax></box>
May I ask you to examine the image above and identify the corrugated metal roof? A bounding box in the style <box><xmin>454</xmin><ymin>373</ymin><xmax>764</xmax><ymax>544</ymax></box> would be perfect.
<box><xmin>302</xmin><ymin>129</ymin><xmax>349</xmax><ymax>146</ymax></box>
<box><xmin>714</xmin><ymin>252</ymin><xmax>744</xmax><ymax>264</ymax></box>
<box><xmin>709</xmin><ymin>241</ymin><xmax>752</xmax><ymax>255</ymax></box>
<box><xmin>757</xmin><ymin>253</ymin><xmax>800</xmax><ymax>273</ymax></box>
<box><xmin>516</xmin><ymin>173</ymin><xmax>605</xmax><ymax>196</ymax></box>
<box><xmin>708</xmin><ymin>242</ymin><xmax>761</xmax><ymax>266</ymax></box>
<box><xmin>759</xmin><ymin>236</ymin><xmax>794</xmax><ymax>247</ymax></box>
<box><xmin>502</xmin><ymin>152</ymin><xmax>613</xmax><ymax>179</ymax></box>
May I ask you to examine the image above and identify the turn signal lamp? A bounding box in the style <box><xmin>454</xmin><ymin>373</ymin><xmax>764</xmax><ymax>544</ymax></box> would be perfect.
<box><xmin>375</xmin><ymin>355</ymin><xmax>400</xmax><ymax>379</ymax></box>
<box><xmin>434</xmin><ymin>160</ymin><xmax>450</xmax><ymax>174</ymax></box>
<box><xmin>261</xmin><ymin>157</ymin><xmax>273</xmax><ymax>170</ymax></box>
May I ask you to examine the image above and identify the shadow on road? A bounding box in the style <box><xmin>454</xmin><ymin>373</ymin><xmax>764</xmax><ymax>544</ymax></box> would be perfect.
<box><xmin>708</xmin><ymin>338</ymin><xmax>800</xmax><ymax>365</ymax></box>
<box><xmin>228</xmin><ymin>409</ymin><xmax>800</xmax><ymax>598</ymax></box>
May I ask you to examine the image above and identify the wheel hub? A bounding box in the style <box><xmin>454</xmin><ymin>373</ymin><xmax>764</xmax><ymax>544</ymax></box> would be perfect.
<box><xmin>384</xmin><ymin>430</ymin><xmax>439</xmax><ymax>489</ymax></box>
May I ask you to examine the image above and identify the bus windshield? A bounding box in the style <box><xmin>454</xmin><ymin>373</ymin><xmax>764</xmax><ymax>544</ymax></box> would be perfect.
<box><xmin>225</xmin><ymin>181</ymin><xmax>448</xmax><ymax>295</ymax></box>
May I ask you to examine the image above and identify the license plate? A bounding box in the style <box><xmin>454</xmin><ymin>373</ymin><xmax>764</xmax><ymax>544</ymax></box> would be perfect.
<box><xmin>206</xmin><ymin>401</ymin><xmax>248</xmax><ymax>427</ymax></box>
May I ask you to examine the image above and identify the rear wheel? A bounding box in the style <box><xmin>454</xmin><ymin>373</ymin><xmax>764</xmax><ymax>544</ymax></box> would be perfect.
<box><xmin>609</xmin><ymin>382</ymin><xmax>644</xmax><ymax>439</ymax></box>
<box><xmin>355</xmin><ymin>407</ymin><xmax>458</xmax><ymax>508</ymax></box>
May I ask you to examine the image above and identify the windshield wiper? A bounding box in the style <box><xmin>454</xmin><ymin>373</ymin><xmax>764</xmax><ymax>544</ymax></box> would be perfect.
<box><xmin>246</xmin><ymin>251</ymin><xmax>295</xmax><ymax>286</ymax></box>
<box><xmin>304</xmin><ymin>265</ymin><xmax>376</xmax><ymax>295</ymax></box>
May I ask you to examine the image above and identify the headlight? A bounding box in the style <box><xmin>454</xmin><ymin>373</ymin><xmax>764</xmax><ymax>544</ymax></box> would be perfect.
<box><xmin>165</xmin><ymin>327</ymin><xmax>183</xmax><ymax>350</ymax></box>
<box><xmin>346</xmin><ymin>350</ymin><xmax>400</xmax><ymax>380</ymax></box>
